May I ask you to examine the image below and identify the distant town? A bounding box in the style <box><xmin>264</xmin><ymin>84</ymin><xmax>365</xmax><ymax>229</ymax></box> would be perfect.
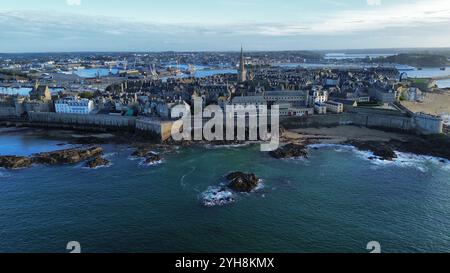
<box><xmin>0</xmin><ymin>49</ymin><xmax>449</xmax><ymax>140</ymax></box>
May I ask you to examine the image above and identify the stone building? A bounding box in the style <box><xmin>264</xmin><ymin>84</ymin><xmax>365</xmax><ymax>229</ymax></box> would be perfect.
<box><xmin>30</xmin><ymin>83</ymin><xmax>51</xmax><ymax>102</ymax></box>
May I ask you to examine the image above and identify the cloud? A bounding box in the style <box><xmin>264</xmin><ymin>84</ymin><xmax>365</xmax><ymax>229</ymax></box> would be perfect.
<box><xmin>66</xmin><ymin>0</ymin><xmax>81</xmax><ymax>6</ymax></box>
<box><xmin>366</xmin><ymin>0</ymin><xmax>382</xmax><ymax>6</ymax></box>
<box><xmin>0</xmin><ymin>0</ymin><xmax>449</xmax><ymax>51</ymax></box>
<box><xmin>2</xmin><ymin>0</ymin><xmax>450</xmax><ymax>37</ymax></box>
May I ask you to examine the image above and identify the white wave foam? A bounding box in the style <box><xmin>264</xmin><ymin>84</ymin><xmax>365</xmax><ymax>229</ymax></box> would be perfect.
<box><xmin>0</xmin><ymin>170</ymin><xmax>10</xmax><ymax>178</ymax></box>
<box><xmin>82</xmin><ymin>162</ymin><xmax>113</xmax><ymax>170</ymax></box>
<box><xmin>103</xmin><ymin>152</ymin><xmax>118</xmax><ymax>159</ymax></box>
<box><xmin>200</xmin><ymin>186</ymin><xmax>235</xmax><ymax>207</ymax></box>
<box><xmin>252</xmin><ymin>180</ymin><xmax>265</xmax><ymax>192</ymax></box>
<box><xmin>138</xmin><ymin>158</ymin><xmax>163</xmax><ymax>167</ymax></box>
<box><xmin>308</xmin><ymin>143</ymin><xmax>450</xmax><ymax>172</ymax></box>
<box><xmin>308</xmin><ymin>143</ymin><xmax>353</xmax><ymax>150</ymax></box>
<box><xmin>180</xmin><ymin>166</ymin><xmax>196</xmax><ymax>187</ymax></box>
<box><xmin>204</xmin><ymin>142</ymin><xmax>252</xmax><ymax>150</ymax></box>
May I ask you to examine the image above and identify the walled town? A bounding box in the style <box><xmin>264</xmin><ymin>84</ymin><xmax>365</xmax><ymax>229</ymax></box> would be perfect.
<box><xmin>0</xmin><ymin>49</ymin><xmax>448</xmax><ymax>142</ymax></box>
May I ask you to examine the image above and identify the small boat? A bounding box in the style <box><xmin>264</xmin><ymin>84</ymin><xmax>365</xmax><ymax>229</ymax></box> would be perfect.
<box><xmin>418</xmin><ymin>67</ymin><xmax>423</xmax><ymax>70</ymax></box>
<box><xmin>440</xmin><ymin>67</ymin><xmax>446</xmax><ymax>71</ymax></box>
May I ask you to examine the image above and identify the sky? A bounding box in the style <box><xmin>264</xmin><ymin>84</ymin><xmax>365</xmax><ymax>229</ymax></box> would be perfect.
<box><xmin>0</xmin><ymin>0</ymin><xmax>449</xmax><ymax>52</ymax></box>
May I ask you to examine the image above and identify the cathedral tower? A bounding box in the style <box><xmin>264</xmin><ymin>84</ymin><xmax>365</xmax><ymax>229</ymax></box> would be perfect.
<box><xmin>238</xmin><ymin>46</ymin><xmax>247</xmax><ymax>82</ymax></box>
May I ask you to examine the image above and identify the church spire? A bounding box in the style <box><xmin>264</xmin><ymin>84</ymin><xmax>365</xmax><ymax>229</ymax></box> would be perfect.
<box><xmin>238</xmin><ymin>45</ymin><xmax>247</xmax><ymax>82</ymax></box>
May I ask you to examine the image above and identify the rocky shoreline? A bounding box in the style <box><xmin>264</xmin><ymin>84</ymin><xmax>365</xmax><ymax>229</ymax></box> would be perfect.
<box><xmin>0</xmin><ymin>147</ymin><xmax>104</xmax><ymax>170</ymax></box>
<box><xmin>2</xmin><ymin>126</ymin><xmax>450</xmax><ymax>170</ymax></box>
<box><xmin>345</xmin><ymin>136</ymin><xmax>450</xmax><ymax>161</ymax></box>
<box><xmin>280</xmin><ymin>127</ymin><xmax>450</xmax><ymax>162</ymax></box>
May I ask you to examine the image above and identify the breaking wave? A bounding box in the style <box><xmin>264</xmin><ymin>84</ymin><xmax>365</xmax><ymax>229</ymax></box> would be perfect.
<box><xmin>0</xmin><ymin>170</ymin><xmax>10</xmax><ymax>178</ymax></box>
<box><xmin>138</xmin><ymin>158</ymin><xmax>163</xmax><ymax>167</ymax></box>
<box><xmin>308</xmin><ymin>143</ymin><xmax>450</xmax><ymax>172</ymax></box>
<box><xmin>200</xmin><ymin>180</ymin><xmax>265</xmax><ymax>207</ymax></box>
<box><xmin>204</xmin><ymin>142</ymin><xmax>252</xmax><ymax>150</ymax></box>
<box><xmin>82</xmin><ymin>162</ymin><xmax>113</xmax><ymax>170</ymax></box>
<box><xmin>200</xmin><ymin>186</ymin><xmax>235</xmax><ymax>207</ymax></box>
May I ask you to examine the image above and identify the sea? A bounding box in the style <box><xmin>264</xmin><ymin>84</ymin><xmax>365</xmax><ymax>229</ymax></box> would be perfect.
<box><xmin>0</xmin><ymin>129</ymin><xmax>449</xmax><ymax>253</ymax></box>
<box><xmin>0</xmin><ymin>87</ymin><xmax>64</xmax><ymax>96</ymax></box>
<box><xmin>398</xmin><ymin>66</ymin><xmax>450</xmax><ymax>89</ymax></box>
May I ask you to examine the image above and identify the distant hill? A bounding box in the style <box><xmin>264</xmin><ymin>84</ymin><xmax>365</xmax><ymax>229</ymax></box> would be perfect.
<box><xmin>375</xmin><ymin>53</ymin><xmax>448</xmax><ymax>67</ymax></box>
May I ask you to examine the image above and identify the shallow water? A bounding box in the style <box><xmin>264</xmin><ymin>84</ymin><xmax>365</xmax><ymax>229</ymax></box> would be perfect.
<box><xmin>0</xmin><ymin>132</ymin><xmax>449</xmax><ymax>253</ymax></box>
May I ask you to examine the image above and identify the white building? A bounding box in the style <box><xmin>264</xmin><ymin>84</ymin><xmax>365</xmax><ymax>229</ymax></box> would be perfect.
<box><xmin>324</xmin><ymin>101</ymin><xmax>344</xmax><ymax>114</ymax></box>
<box><xmin>314</xmin><ymin>103</ymin><xmax>327</xmax><ymax>114</ymax></box>
<box><xmin>309</xmin><ymin>90</ymin><xmax>329</xmax><ymax>107</ymax></box>
<box><xmin>55</xmin><ymin>97</ymin><xmax>95</xmax><ymax>114</ymax></box>
<box><xmin>264</xmin><ymin>91</ymin><xmax>309</xmax><ymax>107</ymax></box>
<box><xmin>277</xmin><ymin>103</ymin><xmax>313</xmax><ymax>117</ymax></box>
<box><xmin>231</xmin><ymin>96</ymin><xmax>266</xmax><ymax>107</ymax></box>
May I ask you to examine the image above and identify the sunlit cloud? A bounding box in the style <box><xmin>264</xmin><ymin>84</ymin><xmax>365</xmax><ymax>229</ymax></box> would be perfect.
<box><xmin>0</xmin><ymin>0</ymin><xmax>449</xmax><ymax>51</ymax></box>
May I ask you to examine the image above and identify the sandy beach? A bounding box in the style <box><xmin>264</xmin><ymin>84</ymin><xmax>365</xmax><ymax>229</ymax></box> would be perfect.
<box><xmin>402</xmin><ymin>91</ymin><xmax>450</xmax><ymax>116</ymax></box>
<box><xmin>282</xmin><ymin>125</ymin><xmax>415</xmax><ymax>145</ymax></box>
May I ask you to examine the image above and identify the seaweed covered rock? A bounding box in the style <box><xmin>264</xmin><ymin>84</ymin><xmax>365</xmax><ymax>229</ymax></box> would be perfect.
<box><xmin>269</xmin><ymin>143</ymin><xmax>308</xmax><ymax>159</ymax></box>
<box><xmin>84</xmin><ymin>156</ymin><xmax>110</xmax><ymax>169</ymax></box>
<box><xmin>0</xmin><ymin>156</ymin><xmax>33</xmax><ymax>169</ymax></box>
<box><xmin>226</xmin><ymin>172</ymin><xmax>260</xmax><ymax>193</ymax></box>
<box><xmin>32</xmin><ymin>147</ymin><xmax>104</xmax><ymax>165</ymax></box>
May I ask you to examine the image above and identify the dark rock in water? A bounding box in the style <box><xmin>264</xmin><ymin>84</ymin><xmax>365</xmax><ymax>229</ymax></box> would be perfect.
<box><xmin>269</xmin><ymin>143</ymin><xmax>308</xmax><ymax>159</ymax></box>
<box><xmin>440</xmin><ymin>159</ymin><xmax>447</xmax><ymax>163</ymax></box>
<box><xmin>32</xmin><ymin>147</ymin><xmax>103</xmax><ymax>165</ymax></box>
<box><xmin>226</xmin><ymin>172</ymin><xmax>260</xmax><ymax>193</ymax></box>
<box><xmin>131</xmin><ymin>144</ymin><xmax>155</xmax><ymax>158</ymax></box>
<box><xmin>144</xmin><ymin>154</ymin><xmax>162</xmax><ymax>165</ymax></box>
<box><xmin>389</xmin><ymin>136</ymin><xmax>450</xmax><ymax>161</ymax></box>
<box><xmin>0</xmin><ymin>156</ymin><xmax>33</xmax><ymax>169</ymax></box>
<box><xmin>85</xmin><ymin>156</ymin><xmax>110</xmax><ymax>169</ymax></box>
<box><xmin>346</xmin><ymin>140</ymin><xmax>396</xmax><ymax>161</ymax></box>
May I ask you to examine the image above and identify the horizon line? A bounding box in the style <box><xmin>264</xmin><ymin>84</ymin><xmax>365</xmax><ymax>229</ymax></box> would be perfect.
<box><xmin>1</xmin><ymin>46</ymin><xmax>450</xmax><ymax>55</ymax></box>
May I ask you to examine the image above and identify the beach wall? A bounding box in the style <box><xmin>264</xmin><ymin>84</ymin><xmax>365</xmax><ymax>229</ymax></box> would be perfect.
<box><xmin>413</xmin><ymin>114</ymin><xmax>443</xmax><ymax>135</ymax></box>
<box><xmin>136</xmin><ymin>119</ymin><xmax>173</xmax><ymax>142</ymax></box>
<box><xmin>25</xmin><ymin>112</ymin><xmax>173</xmax><ymax>141</ymax></box>
<box><xmin>282</xmin><ymin>109</ymin><xmax>442</xmax><ymax>135</ymax></box>
<box><xmin>28</xmin><ymin>112</ymin><xmax>136</xmax><ymax>130</ymax></box>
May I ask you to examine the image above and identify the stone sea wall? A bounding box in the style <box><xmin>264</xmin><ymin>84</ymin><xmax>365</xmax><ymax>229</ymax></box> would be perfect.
<box><xmin>0</xmin><ymin>107</ymin><xmax>16</xmax><ymax>117</ymax></box>
<box><xmin>24</xmin><ymin>112</ymin><xmax>173</xmax><ymax>142</ymax></box>
<box><xmin>282</xmin><ymin>109</ymin><xmax>443</xmax><ymax>135</ymax></box>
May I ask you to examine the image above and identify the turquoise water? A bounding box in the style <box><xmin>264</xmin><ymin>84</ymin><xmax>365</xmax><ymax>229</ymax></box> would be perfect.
<box><xmin>74</xmin><ymin>68</ymin><xmax>119</xmax><ymax>78</ymax></box>
<box><xmin>0</xmin><ymin>87</ymin><xmax>64</xmax><ymax>96</ymax></box>
<box><xmin>399</xmin><ymin>67</ymin><xmax>450</xmax><ymax>88</ymax></box>
<box><xmin>0</xmin><ymin>131</ymin><xmax>450</xmax><ymax>253</ymax></box>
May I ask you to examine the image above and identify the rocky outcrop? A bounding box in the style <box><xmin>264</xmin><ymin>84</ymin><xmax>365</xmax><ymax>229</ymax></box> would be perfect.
<box><xmin>226</xmin><ymin>172</ymin><xmax>260</xmax><ymax>193</ymax></box>
<box><xmin>0</xmin><ymin>156</ymin><xmax>33</xmax><ymax>169</ymax></box>
<box><xmin>269</xmin><ymin>143</ymin><xmax>308</xmax><ymax>159</ymax></box>
<box><xmin>144</xmin><ymin>154</ymin><xmax>163</xmax><ymax>165</ymax></box>
<box><xmin>0</xmin><ymin>147</ymin><xmax>103</xmax><ymax>169</ymax></box>
<box><xmin>32</xmin><ymin>147</ymin><xmax>104</xmax><ymax>165</ymax></box>
<box><xmin>347</xmin><ymin>135</ymin><xmax>450</xmax><ymax>161</ymax></box>
<box><xmin>131</xmin><ymin>145</ymin><xmax>155</xmax><ymax>158</ymax></box>
<box><xmin>347</xmin><ymin>140</ymin><xmax>397</xmax><ymax>161</ymax></box>
<box><xmin>388</xmin><ymin>136</ymin><xmax>450</xmax><ymax>160</ymax></box>
<box><xmin>84</xmin><ymin>156</ymin><xmax>110</xmax><ymax>169</ymax></box>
